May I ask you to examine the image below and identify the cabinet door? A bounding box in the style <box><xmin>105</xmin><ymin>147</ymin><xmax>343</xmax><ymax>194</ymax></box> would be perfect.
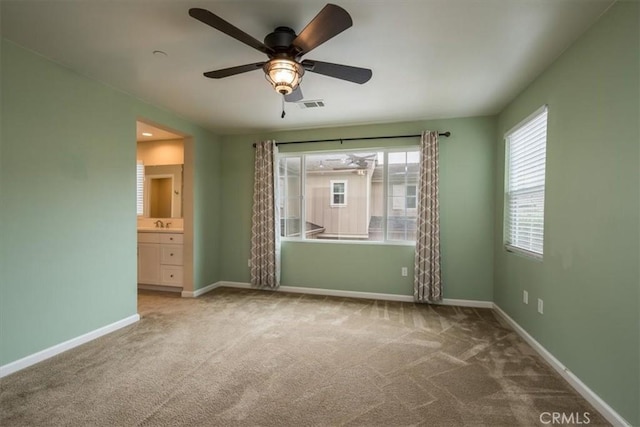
<box><xmin>138</xmin><ymin>243</ymin><xmax>160</xmax><ymax>284</ymax></box>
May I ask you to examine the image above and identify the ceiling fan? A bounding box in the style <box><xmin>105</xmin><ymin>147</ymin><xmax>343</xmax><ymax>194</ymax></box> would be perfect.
<box><xmin>188</xmin><ymin>4</ymin><xmax>373</xmax><ymax>103</ymax></box>
<box><xmin>333</xmin><ymin>153</ymin><xmax>377</xmax><ymax>170</ymax></box>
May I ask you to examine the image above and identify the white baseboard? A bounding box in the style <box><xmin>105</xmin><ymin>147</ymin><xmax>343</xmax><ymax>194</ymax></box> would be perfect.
<box><xmin>207</xmin><ymin>281</ymin><xmax>492</xmax><ymax>308</ymax></box>
<box><xmin>279</xmin><ymin>283</ymin><xmax>415</xmax><ymax>302</ymax></box>
<box><xmin>492</xmin><ymin>304</ymin><xmax>630</xmax><ymax>427</ymax></box>
<box><xmin>435</xmin><ymin>298</ymin><xmax>493</xmax><ymax>309</ymax></box>
<box><xmin>181</xmin><ymin>282</ymin><xmax>221</xmax><ymax>298</ymax></box>
<box><xmin>0</xmin><ymin>314</ymin><xmax>140</xmax><ymax>378</ymax></box>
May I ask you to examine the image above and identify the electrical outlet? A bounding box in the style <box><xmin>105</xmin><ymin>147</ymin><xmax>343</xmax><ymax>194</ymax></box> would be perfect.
<box><xmin>523</xmin><ymin>290</ymin><xmax>528</xmax><ymax>304</ymax></box>
<box><xmin>538</xmin><ymin>298</ymin><xmax>544</xmax><ymax>314</ymax></box>
<box><xmin>401</xmin><ymin>267</ymin><xmax>408</xmax><ymax>277</ymax></box>
<box><xmin>247</xmin><ymin>259</ymin><xmax>251</xmax><ymax>268</ymax></box>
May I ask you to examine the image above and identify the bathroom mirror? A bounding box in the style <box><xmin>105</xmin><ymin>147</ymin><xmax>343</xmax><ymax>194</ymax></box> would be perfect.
<box><xmin>144</xmin><ymin>164</ymin><xmax>183</xmax><ymax>218</ymax></box>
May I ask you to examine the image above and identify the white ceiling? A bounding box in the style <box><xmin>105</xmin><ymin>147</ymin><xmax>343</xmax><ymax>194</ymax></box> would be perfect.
<box><xmin>1</xmin><ymin>0</ymin><xmax>613</xmax><ymax>135</ymax></box>
<box><xmin>137</xmin><ymin>121</ymin><xmax>184</xmax><ymax>142</ymax></box>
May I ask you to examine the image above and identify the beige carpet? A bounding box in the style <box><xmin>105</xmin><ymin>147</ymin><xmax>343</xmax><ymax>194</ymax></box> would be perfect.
<box><xmin>1</xmin><ymin>287</ymin><xmax>608</xmax><ymax>426</ymax></box>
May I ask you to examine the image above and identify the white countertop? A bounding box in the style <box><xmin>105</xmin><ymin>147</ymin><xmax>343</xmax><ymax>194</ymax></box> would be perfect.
<box><xmin>137</xmin><ymin>228</ymin><xmax>183</xmax><ymax>234</ymax></box>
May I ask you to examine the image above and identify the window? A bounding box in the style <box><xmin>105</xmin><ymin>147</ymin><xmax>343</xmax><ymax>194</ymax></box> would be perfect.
<box><xmin>406</xmin><ymin>185</ymin><xmax>417</xmax><ymax>209</ymax></box>
<box><xmin>278</xmin><ymin>148</ymin><xmax>419</xmax><ymax>242</ymax></box>
<box><xmin>387</xmin><ymin>151</ymin><xmax>420</xmax><ymax>241</ymax></box>
<box><xmin>391</xmin><ymin>184</ymin><xmax>417</xmax><ymax>209</ymax></box>
<box><xmin>504</xmin><ymin>105</ymin><xmax>548</xmax><ymax>258</ymax></box>
<box><xmin>330</xmin><ymin>180</ymin><xmax>347</xmax><ymax>206</ymax></box>
<box><xmin>279</xmin><ymin>157</ymin><xmax>302</xmax><ymax>237</ymax></box>
<box><xmin>136</xmin><ymin>161</ymin><xmax>144</xmax><ymax>216</ymax></box>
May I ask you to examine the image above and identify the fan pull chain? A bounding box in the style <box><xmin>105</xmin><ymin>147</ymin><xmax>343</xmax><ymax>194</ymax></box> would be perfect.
<box><xmin>281</xmin><ymin>95</ymin><xmax>286</xmax><ymax>119</ymax></box>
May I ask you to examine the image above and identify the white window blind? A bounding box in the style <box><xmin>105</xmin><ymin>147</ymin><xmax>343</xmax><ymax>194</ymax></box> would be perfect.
<box><xmin>504</xmin><ymin>106</ymin><xmax>547</xmax><ymax>258</ymax></box>
<box><xmin>136</xmin><ymin>161</ymin><xmax>144</xmax><ymax>216</ymax></box>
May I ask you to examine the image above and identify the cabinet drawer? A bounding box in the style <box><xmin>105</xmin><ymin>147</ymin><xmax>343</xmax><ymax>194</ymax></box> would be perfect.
<box><xmin>160</xmin><ymin>266</ymin><xmax>183</xmax><ymax>286</ymax></box>
<box><xmin>138</xmin><ymin>233</ymin><xmax>160</xmax><ymax>243</ymax></box>
<box><xmin>160</xmin><ymin>233</ymin><xmax>183</xmax><ymax>244</ymax></box>
<box><xmin>160</xmin><ymin>245</ymin><xmax>183</xmax><ymax>265</ymax></box>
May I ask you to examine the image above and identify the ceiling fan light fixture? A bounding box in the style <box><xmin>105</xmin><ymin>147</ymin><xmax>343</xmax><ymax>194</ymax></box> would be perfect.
<box><xmin>264</xmin><ymin>58</ymin><xmax>304</xmax><ymax>95</ymax></box>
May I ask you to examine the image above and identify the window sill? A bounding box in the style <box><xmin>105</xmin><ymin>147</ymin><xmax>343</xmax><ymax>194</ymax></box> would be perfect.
<box><xmin>282</xmin><ymin>238</ymin><xmax>416</xmax><ymax>247</ymax></box>
<box><xmin>504</xmin><ymin>245</ymin><xmax>543</xmax><ymax>261</ymax></box>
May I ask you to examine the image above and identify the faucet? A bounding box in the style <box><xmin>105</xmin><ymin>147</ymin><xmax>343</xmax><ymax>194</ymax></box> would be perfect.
<box><xmin>166</xmin><ymin>222</ymin><xmax>171</xmax><ymax>229</ymax></box>
<box><xmin>154</xmin><ymin>220</ymin><xmax>164</xmax><ymax>228</ymax></box>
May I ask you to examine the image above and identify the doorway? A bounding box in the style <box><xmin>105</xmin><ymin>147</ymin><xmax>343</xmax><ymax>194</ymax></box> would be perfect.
<box><xmin>136</xmin><ymin>120</ymin><xmax>192</xmax><ymax>302</ymax></box>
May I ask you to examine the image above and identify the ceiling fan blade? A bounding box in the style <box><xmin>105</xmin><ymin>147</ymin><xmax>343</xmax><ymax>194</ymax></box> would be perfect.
<box><xmin>189</xmin><ymin>8</ymin><xmax>274</xmax><ymax>55</ymax></box>
<box><xmin>302</xmin><ymin>60</ymin><xmax>372</xmax><ymax>84</ymax></box>
<box><xmin>284</xmin><ymin>86</ymin><xmax>303</xmax><ymax>103</ymax></box>
<box><xmin>292</xmin><ymin>4</ymin><xmax>352</xmax><ymax>56</ymax></box>
<box><xmin>203</xmin><ymin>62</ymin><xmax>265</xmax><ymax>79</ymax></box>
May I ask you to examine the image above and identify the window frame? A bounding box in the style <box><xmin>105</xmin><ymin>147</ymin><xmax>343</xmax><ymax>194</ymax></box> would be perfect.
<box><xmin>503</xmin><ymin>105</ymin><xmax>548</xmax><ymax>260</ymax></box>
<box><xmin>278</xmin><ymin>146</ymin><xmax>419</xmax><ymax>246</ymax></box>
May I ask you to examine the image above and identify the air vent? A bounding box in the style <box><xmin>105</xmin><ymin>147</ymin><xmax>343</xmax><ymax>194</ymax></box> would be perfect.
<box><xmin>297</xmin><ymin>100</ymin><xmax>325</xmax><ymax>109</ymax></box>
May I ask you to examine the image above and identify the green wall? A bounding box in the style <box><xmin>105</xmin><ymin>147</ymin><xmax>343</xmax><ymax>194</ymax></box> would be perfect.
<box><xmin>221</xmin><ymin>116</ymin><xmax>495</xmax><ymax>301</ymax></box>
<box><xmin>3</xmin><ymin>2</ymin><xmax>637</xmax><ymax>422</ymax></box>
<box><xmin>0</xmin><ymin>40</ymin><xmax>221</xmax><ymax>366</ymax></box>
<box><xmin>493</xmin><ymin>3</ymin><xmax>639</xmax><ymax>425</ymax></box>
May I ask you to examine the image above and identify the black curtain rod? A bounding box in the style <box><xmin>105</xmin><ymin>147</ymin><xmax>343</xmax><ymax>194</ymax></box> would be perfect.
<box><xmin>252</xmin><ymin>132</ymin><xmax>451</xmax><ymax>147</ymax></box>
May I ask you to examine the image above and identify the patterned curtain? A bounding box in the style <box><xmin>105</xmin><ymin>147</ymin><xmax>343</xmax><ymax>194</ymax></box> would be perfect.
<box><xmin>250</xmin><ymin>141</ymin><xmax>281</xmax><ymax>288</ymax></box>
<box><xmin>414</xmin><ymin>131</ymin><xmax>442</xmax><ymax>302</ymax></box>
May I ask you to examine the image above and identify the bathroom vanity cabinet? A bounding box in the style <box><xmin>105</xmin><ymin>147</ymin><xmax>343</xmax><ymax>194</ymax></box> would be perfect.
<box><xmin>137</xmin><ymin>231</ymin><xmax>183</xmax><ymax>289</ymax></box>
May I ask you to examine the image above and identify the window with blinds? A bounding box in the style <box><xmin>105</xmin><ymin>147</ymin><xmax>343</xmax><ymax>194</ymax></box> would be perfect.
<box><xmin>136</xmin><ymin>161</ymin><xmax>144</xmax><ymax>216</ymax></box>
<box><xmin>504</xmin><ymin>105</ymin><xmax>548</xmax><ymax>259</ymax></box>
